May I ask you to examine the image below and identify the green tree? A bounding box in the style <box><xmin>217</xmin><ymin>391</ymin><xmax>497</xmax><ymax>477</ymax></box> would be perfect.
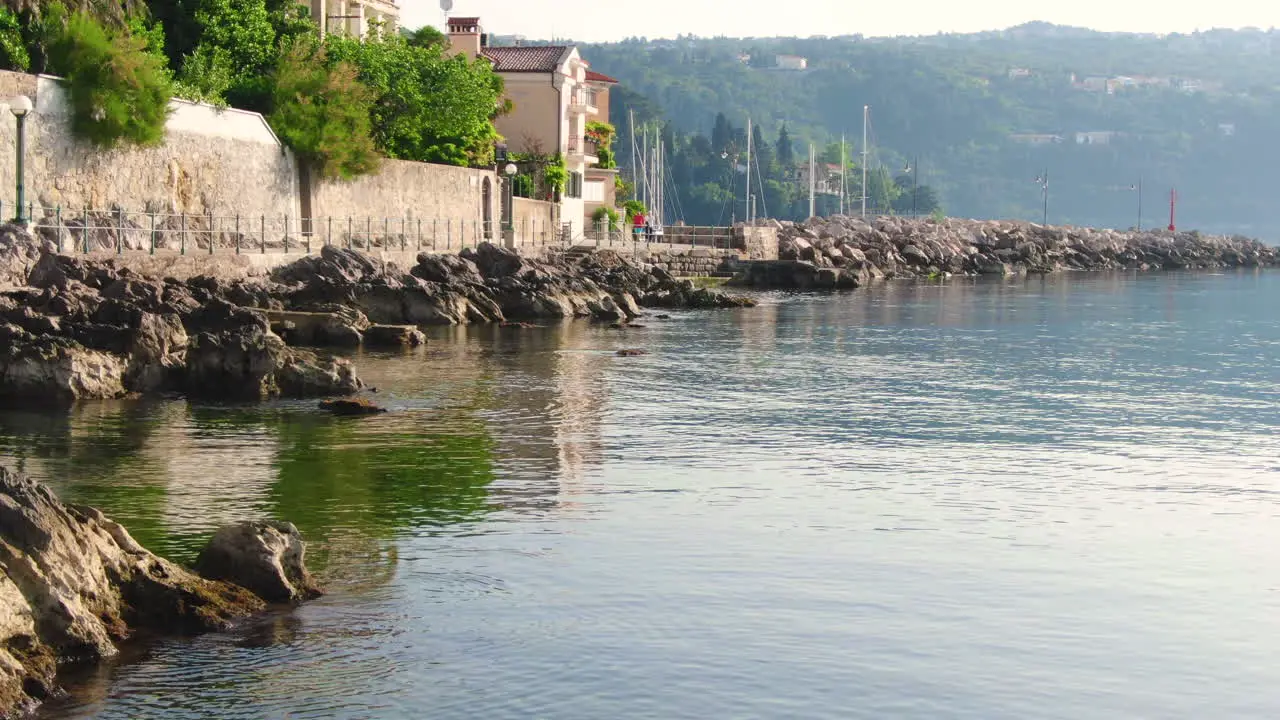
<box><xmin>776</xmin><ymin>124</ymin><xmax>794</xmax><ymax>170</ymax></box>
<box><xmin>0</xmin><ymin>7</ymin><xmax>29</xmax><ymax>70</ymax></box>
<box><xmin>267</xmin><ymin>36</ymin><xmax>379</xmax><ymax>180</ymax></box>
<box><xmin>46</xmin><ymin>7</ymin><xmax>173</xmax><ymax>147</ymax></box>
<box><xmin>324</xmin><ymin>32</ymin><xmax>502</xmax><ymax>167</ymax></box>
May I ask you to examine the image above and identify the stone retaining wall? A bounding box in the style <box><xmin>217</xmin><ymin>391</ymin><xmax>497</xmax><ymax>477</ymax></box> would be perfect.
<box><xmin>636</xmin><ymin>247</ymin><xmax>738</xmax><ymax>277</ymax></box>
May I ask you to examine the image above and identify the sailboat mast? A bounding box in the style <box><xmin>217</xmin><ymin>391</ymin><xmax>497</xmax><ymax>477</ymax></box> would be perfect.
<box><xmin>840</xmin><ymin>134</ymin><xmax>846</xmax><ymax>215</ymax></box>
<box><xmin>745</xmin><ymin>117</ymin><xmax>753</xmax><ymax>224</ymax></box>
<box><xmin>861</xmin><ymin>105</ymin><xmax>869</xmax><ymax>218</ymax></box>
<box><xmin>629</xmin><ymin>110</ymin><xmax>637</xmax><ymax>203</ymax></box>
<box><xmin>808</xmin><ymin>143</ymin><xmax>816</xmax><ymax>218</ymax></box>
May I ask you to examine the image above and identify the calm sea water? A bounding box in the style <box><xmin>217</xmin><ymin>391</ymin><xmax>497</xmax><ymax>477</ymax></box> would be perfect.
<box><xmin>3</xmin><ymin>271</ymin><xmax>1279</xmax><ymax>719</ymax></box>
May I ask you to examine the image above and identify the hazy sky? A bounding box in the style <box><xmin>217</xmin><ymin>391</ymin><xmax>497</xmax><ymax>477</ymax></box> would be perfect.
<box><xmin>405</xmin><ymin>0</ymin><xmax>1280</xmax><ymax>41</ymax></box>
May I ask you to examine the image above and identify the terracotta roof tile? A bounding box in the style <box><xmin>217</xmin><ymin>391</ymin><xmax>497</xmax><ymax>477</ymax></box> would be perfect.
<box><xmin>585</xmin><ymin>70</ymin><xmax>619</xmax><ymax>84</ymax></box>
<box><xmin>480</xmin><ymin>46</ymin><xmax>568</xmax><ymax>73</ymax></box>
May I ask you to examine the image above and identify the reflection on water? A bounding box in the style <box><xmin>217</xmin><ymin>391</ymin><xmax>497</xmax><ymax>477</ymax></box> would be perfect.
<box><xmin>3</xmin><ymin>271</ymin><xmax>1280</xmax><ymax>719</ymax></box>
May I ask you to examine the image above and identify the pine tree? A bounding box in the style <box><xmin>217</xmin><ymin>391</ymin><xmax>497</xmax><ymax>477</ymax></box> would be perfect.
<box><xmin>775</xmin><ymin>124</ymin><xmax>794</xmax><ymax>172</ymax></box>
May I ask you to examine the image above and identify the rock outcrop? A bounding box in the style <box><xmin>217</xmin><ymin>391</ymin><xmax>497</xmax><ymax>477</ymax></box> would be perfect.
<box><xmin>0</xmin><ymin>467</ymin><xmax>323</xmax><ymax>718</ymax></box>
<box><xmin>732</xmin><ymin>216</ymin><xmax>1280</xmax><ymax>288</ymax></box>
<box><xmin>272</xmin><ymin>244</ymin><xmax>754</xmax><ymax>327</ymax></box>
<box><xmin>1</xmin><ymin>233</ymin><xmax>755</xmax><ymax>405</ymax></box>
<box><xmin>0</xmin><ymin>250</ymin><xmax>363</xmax><ymax>406</ymax></box>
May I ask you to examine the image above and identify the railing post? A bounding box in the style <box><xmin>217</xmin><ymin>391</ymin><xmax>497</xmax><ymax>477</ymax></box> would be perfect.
<box><xmin>306</xmin><ymin>217</ymin><xmax>312</xmax><ymax>254</ymax></box>
<box><xmin>180</xmin><ymin>212</ymin><xmax>186</xmax><ymax>255</ymax></box>
<box><xmin>416</xmin><ymin>218</ymin><xmax>422</xmax><ymax>251</ymax></box>
<box><xmin>284</xmin><ymin>214</ymin><xmax>290</xmax><ymax>254</ymax></box>
<box><xmin>235</xmin><ymin>214</ymin><xmax>241</xmax><ymax>254</ymax></box>
<box><xmin>117</xmin><ymin>209</ymin><xmax>124</xmax><ymax>254</ymax></box>
<box><xmin>366</xmin><ymin>217</ymin><xmax>372</xmax><ymax>250</ymax></box>
<box><xmin>327</xmin><ymin>216</ymin><xmax>333</xmax><ymax>247</ymax></box>
<box><xmin>447</xmin><ymin>219</ymin><xmax>452</xmax><ymax>250</ymax></box>
<box><xmin>347</xmin><ymin>216</ymin><xmax>353</xmax><ymax>249</ymax></box>
<box><xmin>432</xmin><ymin>218</ymin><xmax>438</xmax><ymax>251</ymax></box>
<box><xmin>82</xmin><ymin>206</ymin><xmax>89</xmax><ymax>253</ymax></box>
<box><xmin>261</xmin><ymin>215</ymin><xmax>266</xmax><ymax>254</ymax></box>
<box><xmin>401</xmin><ymin>217</ymin><xmax>407</xmax><ymax>252</ymax></box>
<box><xmin>209</xmin><ymin>213</ymin><xmax>215</xmax><ymax>255</ymax></box>
<box><xmin>149</xmin><ymin>211</ymin><xmax>155</xmax><ymax>255</ymax></box>
<box><xmin>55</xmin><ymin>205</ymin><xmax>62</xmax><ymax>253</ymax></box>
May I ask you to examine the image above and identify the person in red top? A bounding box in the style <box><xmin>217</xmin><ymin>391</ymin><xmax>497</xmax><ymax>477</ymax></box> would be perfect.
<box><xmin>632</xmin><ymin>211</ymin><xmax>646</xmax><ymax>238</ymax></box>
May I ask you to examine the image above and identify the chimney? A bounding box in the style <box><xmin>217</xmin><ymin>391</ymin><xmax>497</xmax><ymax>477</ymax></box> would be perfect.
<box><xmin>447</xmin><ymin>17</ymin><xmax>483</xmax><ymax>57</ymax></box>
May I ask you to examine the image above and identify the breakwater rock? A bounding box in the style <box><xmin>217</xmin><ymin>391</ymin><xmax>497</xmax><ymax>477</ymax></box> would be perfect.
<box><xmin>732</xmin><ymin>216</ymin><xmax>1279</xmax><ymax>289</ymax></box>
<box><xmin>0</xmin><ymin>467</ymin><xmax>318</xmax><ymax>718</ymax></box>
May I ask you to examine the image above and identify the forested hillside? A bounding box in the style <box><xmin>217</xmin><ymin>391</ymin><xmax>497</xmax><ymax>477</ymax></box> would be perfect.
<box><xmin>575</xmin><ymin>23</ymin><xmax>1280</xmax><ymax>238</ymax></box>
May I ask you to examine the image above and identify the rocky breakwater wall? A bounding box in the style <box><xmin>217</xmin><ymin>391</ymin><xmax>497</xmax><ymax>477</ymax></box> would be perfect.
<box><xmin>0</xmin><ymin>466</ymin><xmax>320</xmax><ymax>718</ymax></box>
<box><xmin>731</xmin><ymin>215</ymin><xmax>1280</xmax><ymax>289</ymax></box>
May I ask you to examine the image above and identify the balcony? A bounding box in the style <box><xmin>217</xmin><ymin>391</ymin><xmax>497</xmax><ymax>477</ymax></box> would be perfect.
<box><xmin>566</xmin><ymin>137</ymin><xmax>598</xmax><ymax>164</ymax></box>
<box><xmin>569</xmin><ymin>88</ymin><xmax>598</xmax><ymax>115</ymax></box>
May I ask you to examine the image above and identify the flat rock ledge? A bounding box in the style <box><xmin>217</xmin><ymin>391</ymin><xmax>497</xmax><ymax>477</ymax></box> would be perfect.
<box><xmin>732</xmin><ymin>215</ymin><xmax>1280</xmax><ymax>289</ymax></box>
<box><xmin>0</xmin><ymin>467</ymin><xmax>319</xmax><ymax>719</ymax></box>
<box><xmin>0</xmin><ymin>225</ymin><xmax>755</xmax><ymax>406</ymax></box>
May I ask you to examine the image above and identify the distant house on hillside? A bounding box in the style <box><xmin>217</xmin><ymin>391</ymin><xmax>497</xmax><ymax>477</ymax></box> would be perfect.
<box><xmin>1007</xmin><ymin>67</ymin><xmax>1032</xmax><ymax>79</ymax></box>
<box><xmin>1075</xmin><ymin>131</ymin><xmax>1119</xmax><ymax>145</ymax></box>
<box><xmin>1009</xmin><ymin>133</ymin><xmax>1065</xmax><ymax>146</ymax></box>
<box><xmin>775</xmin><ymin>54</ymin><xmax>809</xmax><ymax>71</ymax></box>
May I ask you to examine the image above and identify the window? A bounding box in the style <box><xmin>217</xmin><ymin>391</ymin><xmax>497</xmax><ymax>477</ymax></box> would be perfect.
<box><xmin>583</xmin><ymin>180</ymin><xmax>605</xmax><ymax>203</ymax></box>
<box><xmin>566</xmin><ymin>171</ymin><xmax>584</xmax><ymax>199</ymax></box>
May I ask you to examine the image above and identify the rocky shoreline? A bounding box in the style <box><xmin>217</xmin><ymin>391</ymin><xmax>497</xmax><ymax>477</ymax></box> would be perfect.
<box><xmin>0</xmin><ymin>467</ymin><xmax>318</xmax><ymax>718</ymax></box>
<box><xmin>731</xmin><ymin>216</ymin><xmax>1279</xmax><ymax>289</ymax></box>
<box><xmin>0</xmin><ymin>228</ymin><xmax>754</xmax><ymax>405</ymax></box>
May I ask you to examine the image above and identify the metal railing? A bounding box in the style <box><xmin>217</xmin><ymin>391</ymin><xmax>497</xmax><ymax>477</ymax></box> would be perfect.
<box><xmin>4</xmin><ymin>200</ymin><xmax>738</xmax><ymax>258</ymax></box>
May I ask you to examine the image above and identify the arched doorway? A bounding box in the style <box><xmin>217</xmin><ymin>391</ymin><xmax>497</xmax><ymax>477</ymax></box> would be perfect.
<box><xmin>482</xmin><ymin>177</ymin><xmax>493</xmax><ymax>239</ymax></box>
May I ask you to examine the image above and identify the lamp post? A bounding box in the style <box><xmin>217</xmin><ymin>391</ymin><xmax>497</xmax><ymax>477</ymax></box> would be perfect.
<box><xmin>1033</xmin><ymin>169</ymin><xmax>1049</xmax><ymax>225</ymax></box>
<box><xmin>9</xmin><ymin>95</ymin><xmax>32</xmax><ymax>225</ymax></box>
<box><xmin>1127</xmin><ymin>177</ymin><xmax>1142</xmax><ymax>231</ymax></box>
<box><xmin>503</xmin><ymin>162</ymin><xmax>517</xmax><ymax>231</ymax></box>
<box><xmin>902</xmin><ymin>156</ymin><xmax>919</xmax><ymax>216</ymax></box>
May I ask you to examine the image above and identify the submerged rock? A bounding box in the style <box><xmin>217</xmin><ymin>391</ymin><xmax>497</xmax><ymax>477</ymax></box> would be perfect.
<box><xmin>318</xmin><ymin>397</ymin><xmax>387</xmax><ymax>416</ymax></box>
<box><xmin>194</xmin><ymin>521</ymin><xmax>322</xmax><ymax>605</ymax></box>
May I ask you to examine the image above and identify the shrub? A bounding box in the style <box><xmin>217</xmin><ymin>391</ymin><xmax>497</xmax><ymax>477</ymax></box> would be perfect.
<box><xmin>542</xmin><ymin>153</ymin><xmax>568</xmax><ymax>197</ymax></box>
<box><xmin>592</xmin><ymin>205</ymin><xmax>620</xmax><ymax>231</ymax></box>
<box><xmin>46</xmin><ymin>9</ymin><xmax>173</xmax><ymax>147</ymax></box>
<box><xmin>512</xmin><ymin>173</ymin><xmax>534</xmax><ymax>198</ymax></box>
<box><xmin>268</xmin><ymin>37</ymin><xmax>380</xmax><ymax>180</ymax></box>
<box><xmin>623</xmin><ymin>199</ymin><xmax>647</xmax><ymax>221</ymax></box>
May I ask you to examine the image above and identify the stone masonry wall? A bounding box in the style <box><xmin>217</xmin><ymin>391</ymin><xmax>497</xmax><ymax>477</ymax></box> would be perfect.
<box><xmin>638</xmin><ymin>247</ymin><xmax>738</xmax><ymax>277</ymax></box>
<box><xmin>308</xmin><ymin>157</ymin><xmax>498</xmax><ymax>237</ymax></box>
<box><xmin>0</xmin><ymin>74</ymin><xmax>299</xmax><ymax>223</ymax></box>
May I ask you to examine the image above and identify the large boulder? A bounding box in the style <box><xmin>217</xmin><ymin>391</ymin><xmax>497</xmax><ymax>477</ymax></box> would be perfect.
<box><xmin>194</xmin><ymin>521</ymin><xmax>322</xmax><ymax>604</ymax></box>
<box><xmin>0</xmin><ymin>468</ymin><xmax>270</xmax><ymax>717</ymax></box>
<box><xmin>185</xmin><ymin>326</ymin><xmax>361</xmax><ymax>401</ymax></box>
<box><xmin>0</xmin><ymin>336</ymin><xmax>128</xmax><ymax>405</ymax></box>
